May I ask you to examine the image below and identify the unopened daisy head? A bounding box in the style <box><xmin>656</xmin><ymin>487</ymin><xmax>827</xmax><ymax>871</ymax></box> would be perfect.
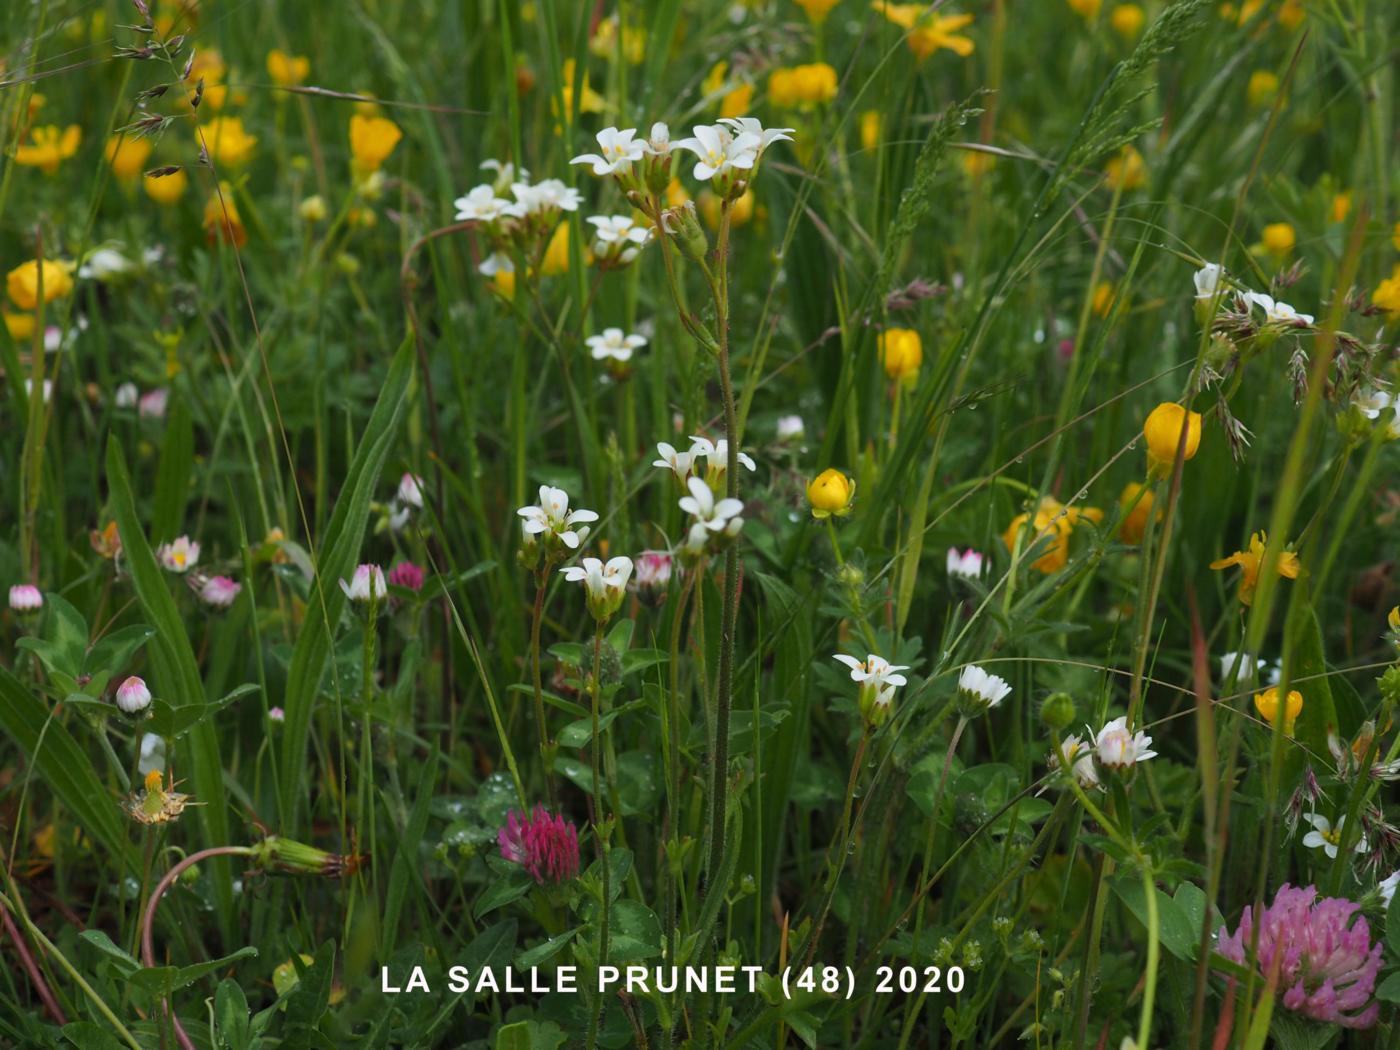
<box><xmin>956</xmin><ymin>664</ymin><xmax>1011</xmax><ymax>716</ymax></box>
<box><xmin>9</xmin><ymin>584</ymin><xmax>43</xmax><ymax>614</ymax></box>
<box><xmin>115</xmin><ymin>675</ymin><xmax>153</xmax><ymax>714</ymax></box>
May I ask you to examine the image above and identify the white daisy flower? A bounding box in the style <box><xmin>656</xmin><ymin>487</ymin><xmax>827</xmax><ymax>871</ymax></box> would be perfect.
<box><xmin>1092</xmin><ymin>716</ymin><xmax>1157</xmax><ymax>770</ymax></box>
<box><xmin>1048</xmin><ymin>733</ymin><xmax>1101</xmax><ymax>791</ymax></box>
<box><xmin>157</xmin><ymin>535</ymin><xmax>200</xmax><ymax>573</ymax></box>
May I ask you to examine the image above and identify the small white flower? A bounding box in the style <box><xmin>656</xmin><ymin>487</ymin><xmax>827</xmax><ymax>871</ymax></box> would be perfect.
<box><xmin>688</xmin><ymin>435</ymin><xmax>757</xmax><ymax>476</ymax></box>
<box><xmin>397</xmin><ymin>472</ymin><xmax>425</xmax><ymax>509</ymax></box>
<box><xmin>1092</xmin><ymin>716</ymin><xmax>1157</xmax><ymax>770</ymax></box>
<box><xmin>957</xmin><ymin>664</ymin><xmax>1012</xmax><ymax>712</ymax></box>
<box><xmin>672</xmin><ymin>123</ymin><xmax>762</xmax><ymax>182</ymax></box>
<box><xmin>453</xmin><ymin>184</ymin><xmax>512</xmax><ymax>223</ymax></box>
<box><xmin>1048</xmin><ymin>733</ymin><xmax>1101</xmax><ymax>791</ymax></box>
<box><xmin>1220</xmin><ymin>651</ymin><xmax>1265</xmax><ymax>688</ymax></box>
<box><xmin>586</xmin><ymin>327</ymin><xmax>647</xmax><ymax>363</ymax></box>
<box><xmin>198</xmin><ymin>575</ymin><xmax>241</xmax><ymax>608</ymax></box>
<box><xmin>79</xmin><ymin>246</ymin><xmax>133</xmax><ymax>280</ymax></box>
<box><xmin>268</xmin><ymin>706</ymin><xmax>286</xmax><ymax>723</ymax></box>
<box><xmin>652</xmin><ymin>442</ymin><xmax>694</xmax><ymax>479</ymax></box>
<box><xmin>481</xmin><ymin>158</ymin><xmax>526</xmax><ymax>190</ymax></box>
<box><xmin>1193</xmin><ymin>263</ymin><xmax>1223</xmax><ymax>301</ymax></box>
<box><xmin>114</xmin><ymin>382</ymin><xmax>139</xmax><ymax>408</ymax></box>
<box><xmin>776</xmin><ymin>415</ymin><xmax>805</xmax><ymax>441</ymax></box>
<box><xmin>1379</xmin><ymin>869</ymin><xmax>1400</xmax><ymax>908</ymax></box>
<box><xmin>339</xmin><ymin>564</ymin><xmax>387</xmax><ymax>603</ymax></box>
<box><xmin>115</xmin><ymin>675</ymin><xmax>153</xmax><ymax>714</ymax></box>
<box><xmin>946</xmin><ymin>548</ymin><xmax>985</xmax><ymax>580</ymax></box>
<box><xmin>1301</xmin><ymin>813</ymin><xmax>1366</xmax><ymax>860</ymax></box>
<box><xmin>157</xmin><ymin>536</ymin><xmax>200</xmax><ymax>573</ymax></box>
<box><xmin>644</xmin><ymin>122</ymin><xmax>672</xmax><ymax>155</ymax></box>
<box><xmin>570</xmin><ymin>126</ymin><xmax>645</xmax><ymax>176</ymax></box>
<box><xmin>477</xmin><ymin>251</ymin><xmax>515</xmax><ymax>277</ymax></box>
<box><xmin>517</xmin><ymin>485</ymin><xmax>598</xmax><ymax>551</ymax></box>
<box><xmin>560</xmin><ymin>555</ymin><xmax>633</xmax><ymax>620</ymax></box>
<box><xmin>833</xmin><ymin>653</ymin><xmax>909</xmax><ymax>692</ymax></box>
<box><xmin>1243</xmin><ymin>291</ymin><xmax>1314</xmax><ymax>326</ymax></box>
<box><xmin>678</xmin><ymin>475</ymin><xmax>744</xmax><ymax>532</ymax></box>
<box><xmin>1355</xmin><ymin>390</ymin><xmax>1399</xmax><ymax>439</ymax></box>
<box><xmin>717</xmin><ymin>116</ymin><xmax>795</xmax><ymax>153</ymax></box>
<box><xmin>8</xmin><ymin>584</ymin><xmax>43</xmax><ymax>613</ymax></box>
<box><xmin>138</xmin><ymin>732</ymin><xmax>164</xmax><ymax>776</ymax></box>
<box><xmin>505</xmin><ymin>178</ymin><xmax>582</xmax><ymax>218</ymax></box>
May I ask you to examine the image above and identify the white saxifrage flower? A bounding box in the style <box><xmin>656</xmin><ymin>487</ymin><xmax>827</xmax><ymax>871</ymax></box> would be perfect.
<box><xmin>672</xmin><ymin>123</ymin><xmax>762</xmax><ymax>184</ymax></box>
<box><xmin>946</xmin><ymin>547</ymin><xmax>985</xmax><ymax>580</ymax></box>
<box><xmin>570</xmin><ymin>126</ymin><xmax>645</xmax><ymax>176</ymax></box>
<box><xmin>1220</xmin><ymin>650</ymin><xmax>1265</xmax><ymax>688</ymax></box>
<box><xmin>679</xmin><ymin>475</ymin><xmax>744</xmax><ymax>534</ymax></box>
<box><xmin>157</xmin><ymin>535</ymin><xmax>200</xmax><ymax>573</ymax></box>
<box><xmin>9</xmin><ymin>584</ymin><xmax>44</xmax><ymax>613</ymax></box>
<box><xmin>1379</xmin><ymin>870</ymin><xmax>1400</xmax><ymax>909</ymax></box>
<box><xmin>586</xmin><ymin>328</ymin><xmax>647</xmax><ymax>363</ymax></box>
<box><xmin>717</xmin><ymin>116</ymin><xmax>795</xmax><ymax>157</ymax></box>
<box><xmin>477</xmin><ymin>251</ymin><xmax>515</xmax><ymax>277</ymax></box>
<box><xmin>340</xmin><ymin>564</ymin><xmax>387</xmax><ymax>603</ymax></box>
<box><xmin>518</xmin><ymin>485</ymin><xmax>598</xmax><ymax>556</ymax></box>
<box><xmin>833</xmin><ymin>652</ymin><xmax>910</xmax><ymax>728</ymax></box>
<box><xmin>587</xmin><ymin>214</ymin><xmax>652</xmax><ymax>265</ymax></box>
<box><xmin>1193</xmin><ymin>263</ymin><xmax>1223</xmax><ymax>301</ymax></box>
<box><xmin>956</xmin><ymin>664</ymin><xmax>1012</xmax><ymax>715</ymax></box>
<box><xmin>115</xmin><ymin>675</ymin><xmax>153</xmax><ymax>714</ymax></box>
<box><xmin>1243</xmin><ymin>291</ymin><xmax>1314</xmax><ymax>326</ymax></box>
<box><xmin>560</xmin><ymin>556</ymin><xmax>633</xmax><ymax>621</ymax></box>
<box><xmin>505</xmin><ymin>179</ymin><xmax>582</xmax><ymax>220</ymax></box>
<box><xmin>480</xmin><ymin>158</ymin><xmax>526</xmax><ymax>191</ymax></box>
<box><xmin>1092</xmin><ymin>716</ymin><xmax>1157</xmax><ymax>770</ymax></box>
<box><xmin>688</xmin><ymin>435</ymin><xmax>756</xmax><ymax>486</ymax></box>
<box><xmin>652</xmin><ymin>442</ymin><xmax>694</xmax><ymax>480</ymax></box>
<box><xmin>1047</xmin><ymin>733</ymin><xmax>1101</xmax><ymax>791</ymax></box>
<box><xmin>198</xmin><ymin>575</ymin><xmax>242</xmax><ymax>608</ymax></box>
<box><xmin>1301</xmin><ymin>813</ymin><xmax>1366</xmax><ymax>860</ymax></box>
<box><xmin>453</xmin><ymin>184</ymin><xmax>512</xmax><ymax>224</ymax></box>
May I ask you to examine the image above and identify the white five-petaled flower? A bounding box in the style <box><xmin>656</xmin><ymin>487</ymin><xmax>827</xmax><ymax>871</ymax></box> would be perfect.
<box><xmin>679</xmin><ymin>475</ymin><xmax>744</xmax><ymax>533</ymax></box>
<box><xmin>688</xmin><ymin>435</ymin><xmax>757</xmax><ymax>476</ymax></box>
<box><xmin>1220</xmin><ymin>650</ymin><xmax>1265</xmax><ymax>688</ymax></box>
<box><xmin>1355</xmin><ymin>390</ymin><xmax>1399</xmax><ymax>439</ymax></box>
<box><xmin>517</xmin><ymin>485</ymin><xmax>598</xmax><ymax>551</ymax></box>
<box><xmin>1048</xmin><ymin>733</ymin><xmax>1101</xmax><ymax>791</ymax></box>
<box><xmin>560</xmin><ymin>556</ymin><xmax>634</xmax><ymax>620</ymax></box>
<box><xmin>570</xmin><ymin>126</ymin><xmax>645</xmax><ymax>176</ymax></box>
<box><xmin>9</xmin><ymin>584</ymin><xmax>43</xmax><ymax>613</ymax></box>
<box><xmin>505</xmin><ymin>179</ymin><xmax>582</xmax><ymax>218</ymax></box>
<box><xmin>1379</xmin><ymin>869</ymin><xmax>1400</xmax><ymax>908</ymax></box>
<box><xmin>652</xmin><ymin>442</ymin><xmax>694</xmax><ymax>479</ymax></box>
<box><xmin>1243</xmin><ymin>291</ymin><xmax>1314</xmax><ymax>326</ymax></box>
<box><xmin>672</xmin><ymin>123</ymin><xmax>762</xmax><ymax>182</ymax></box>
<box><xmin>1193</xmin><ymin>263</ymin><xmax>1223</xmax><ymax>301</ymax></box>
<box><xmin>115</xmin><ymin>675</ymin><xmax>152</xmax><ymax>714</ymax></box>
<box><xmin>718</xmin><ymin>116</ymin><xmax>795</xmax><ymax>154</ymax></box>
<box><xmin>833</xmin><ymin>653</ymin><xmax>909</xmax><ymax>695</ymax></box>
<box><xmin>340</xmin><ymin>564</ymin><xmax>387</xmax><ymax>603</ymax></box>
<box><xmin>480</xmin><ymin>158</ymin><xmax>526</xmax><ymax>191</ymax></box>
<box><xmin>453</xmin><ymin>184</ymin><xmax>512</xmax><ymax>223</ymax></box>
<box><xmin>946</xmin><ymin>548</ymin><xmax>985</xmax><ymax>580</ymax></box>
<box><xmin>157</xmin><ymin>535</ymin><xmax>200</xmax><ymax>573</ymax></box>
<box><xmin>398</xmin><ymin>472</ymin><xmax>425</xmax><ymax>509</ymax></box>
<box><xmin>198</xmin><ymin>575</ymin><xmax>241</xmax><ymax>608</ymax></box>
<box><xmin>1092</xmin><ymin>716</ymin><xmax>1157</xmax><ymax>770</ymax></box>
<box><xmin>1301</xmin><ymin>813</ymin><xmax>1366</xmax><ymax>860</ymax></box>
<box><xmin>957</xmin><ymin>665</ymin><xmax>1012</xmax><ymax>712</ymax></box>
<box><xmin>586</xmin><ymin>328</ymin><xmax>647</xmax><ymax>363</ymax></box>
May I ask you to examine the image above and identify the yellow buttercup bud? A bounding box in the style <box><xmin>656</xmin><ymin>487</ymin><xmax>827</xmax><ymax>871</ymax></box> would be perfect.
<box><xmin>879</xmin><ymin>328</ymin><xmax>923</xmax><ymax>383</ymax></box>
<box><xmin>1142</xmin><ymin>402</ymin><xmax>1202</xmax><ymax>477</ymax></box>
<box><xmin>807</xmin><ymin>468</ymin><xmax>855</xmax><ymax>519</ymax></box>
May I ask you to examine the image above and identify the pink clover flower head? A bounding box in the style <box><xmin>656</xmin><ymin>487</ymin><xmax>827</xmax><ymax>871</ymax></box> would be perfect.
<box><xmin>497</xmin><ymin>806</ymin><xmax>580</xmax><ymax>885</ymax></box>
<box><xmin>1215</xmin><ymin>883</ymin><xmax>1382</xmax><ymax>1029</ymax></box>
<box><xmin>387</xmin><ymin>561</ymin><xmax>425</xmax><ymax>592</ymax></box>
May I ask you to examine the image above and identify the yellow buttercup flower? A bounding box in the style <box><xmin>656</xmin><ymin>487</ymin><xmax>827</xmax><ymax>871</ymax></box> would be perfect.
<box><xmin>1260</xmin><ymin>222</ymin><xmax>1295</xmax><ymax>257</ymax></box>
<box><xmin>144</xmin><ymin>167</ymin><xmax>189</xmax><ymax>205</ymax></box>
<box><xmin>493</xmin><ymin>269</ymin><xmax>516</xmax><ymax>300</ymax></box>
<box><xmin>769</xmin><ymin>63</ymin><xmax>838</xmax><ymax>108</ymax></box>
<box><xmin>665</xmin><ymin>178</ymin><xmax>690</xmax><ymax>209</ymax></box>
<box><xmin>1210</xmin><ymin>531</ymin><xmax>1301</xmax><ymax>606</ymax></box>
<box><xmin>961</xmin><ymin>149</ymin><xmax>996</xmax><ymax>178</ymax></box>
<box><xmin>203</xmin><ymin>182</ymin><xmax>247</xmax><ymax>247</ymax></box>
<box><xmin>4</xmin><ymin>311</ymin><xmax>36</xmax><ymax>340</ymax></box>
<box><xmin>859</xmin><ymin>110</ymin><xmax>881</xmax><ymax>153</ymax></box>
<box><xmin>1117</xmin><ymin>482</ymin><xmax>1157</xmax><ymax>545</ymax></box>
<box><xmin>7</xmin><ymin>260</ymin><xmax>74</xmax><ymax>311</ymax></box>
<box><xmin>720</xmin><ymin>82</ymin><xmax>755</xmax><ymax>119</ymax></box>
<box><xmin>105</xmin><ymin>134</ymin><xmax>152</xmax><ymax>181</ymax></box>
<box><xmin>879</xmin><ymin>328</ymin><xmax>922</xmax><ymax>383</ymax></box>
<box><xmin>1371</xmin><ymin>265</ymin><xmax>1400</xmax><ymax>317</ymax></box>
<box><xmin>1092</xmin><ymin>281</ymin><xmax>1117</xmax><ymax>317</ymax></box>
<box><xmin>1330</xmin><ymin>192</ymin><xmax>1351</xmax><ymax>224</ymax></box>
<box><xmin>541</xmin><ymin>222</ymin><xmax>571</xmax><ymax>276</ymax></box>
<box><xmin>15</xmin><ymin>124</ymin><xmax>81</xmax><ymax>174</ymax></box>
<box><xmin>1254</xmin><ymin>687</ymin><xmax>1302</xmax><ymax>735</ymax></box>
<box><xmin>807</xmin><ymin>468</ymin><xmax>855</xmax><ymax>519</ymax></box>
<box><xmin>1104</xmin><ymin>145</ymin><xmax>1146</xmax><ymax>191</ymax></box>
<box><xmin>349</xmin><ymin>114</ymin><xmax>402</xmax><ymax>175</ymax></box>
<box><xmin>1110</xmin><ymin>4</ymin><xmax>1145</xmax><ymax>38</ymax></box>
<box><xmin>559</xmin><ymin>59</ymin><xmax>605</xmax><ymax>116</ymax></box>
<box><xmin>1067</xmin><ymin>0</ymin><xmax>1102</xmax><ymax>17</ymax></box>
<box><xmin>266</xmin><ymin>49</ymin><xmax>310</xmax><ymax>87</ymax></box>
<box><xmin>588</xmin><ymin>16</ymin><xmax>645</xmax><ymax>64</ymax></box>
<box><xmin>1278</xmin><ymin>0</ymin><xmax>1304</xmax><ymax>30</ymax></box>
<box><xmin>793</xmin><ymin>0</ymin><xmax>841</xmax><ymax>22</ymax></box>
<box><xmin>1003</xmin><ymin>497</ymin><xmax>1103</xmax><ymax>574</ymax></box>
<box><xmin>1246</xmin><ymin>70</ymin><xmax>1278</xmax><ymax>108</ymax></box>
<box><xmin>199</xmin><ymin>116</ymin><xmax>257</xmax><ymax>168</ymax></box>
<box><xmin>1142</xmin><ymin>402</ymin><xmax>1202</xmax><ymax>476</ymax></box>
<box><xmin>875</xmin><ymin>4</ymin><xmax>975</xmax><ymax>62</ymax></box>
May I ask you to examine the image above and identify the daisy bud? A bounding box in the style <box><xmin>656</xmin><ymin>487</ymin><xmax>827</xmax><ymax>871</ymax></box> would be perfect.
<box><xmin>339</xmin><ymin>564</ymin><xmax>387</xmax><ymax>604</ymax></box>
<box><xmin>1040</xmin><ymin>692</ymin><xmax>1075</xmax><ymax>732</ymax></box>
<box><xmin>198</xmin><ymin>575</ymin><xmax>241</xmax><ymax>608</ymax></box>
<box><xmin>268</xmin><ymin>706</ymin><xmax>286</xmax><ymax>723</ymax></box>
<box><xmin>9</xmin><ymin>584</ymin><xmax>44</xmax><ymax>614</ymax></box>
<box><xmin>956</xmin><ymin>665</ymin><xmax>1012</xmax><ymax>717</ymax></box>
<box><xmin>115</xmin><ymin>675</ymin><xmax>153</xmax><ymax>714</ymax></box>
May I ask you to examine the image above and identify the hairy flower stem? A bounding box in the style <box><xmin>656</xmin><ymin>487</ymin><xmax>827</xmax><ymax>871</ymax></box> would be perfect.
<box><xmin>707</xmin><ymin>202</ymin><xmax>739</xmax><ymax>893</ymax></box>
<box><xmin>586</xmin><ymin>626</ymin><xmax>610</xmax><ymax>1050</ymax></box>
<box><xmin>799</xmin><ymin>728</ymin><xmax>871</xmax><ymax>971</ymax></box>
<box><xmin>529</xmin><ymin>565</ymin><xmax>556</xmax><ymax>807</ymax></box>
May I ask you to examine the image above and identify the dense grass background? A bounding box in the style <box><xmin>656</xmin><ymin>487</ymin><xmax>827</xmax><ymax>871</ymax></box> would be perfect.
<box><xmin>2</xmin><ymin>0</ymin><xmax>1398</xmax><ymax>1046</ymax></box>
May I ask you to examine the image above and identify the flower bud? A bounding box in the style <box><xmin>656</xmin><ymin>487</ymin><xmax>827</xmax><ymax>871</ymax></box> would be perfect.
<box><xmin>807</xmin><ymin>468</ymin><xmax>855</xmax><ymax>519</ymax></box>
<box><xmin>1040</xmin><ymin>692</ymin><xmax>1075</xmax><ymax>732</ymax></box>
<box><xmin>664</xmin><ymin>201</ymin><xmax>708</xmax><ymax>264</ymax></box>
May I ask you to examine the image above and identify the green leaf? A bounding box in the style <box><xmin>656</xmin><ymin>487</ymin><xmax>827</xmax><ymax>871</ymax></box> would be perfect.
<box><xmin>85</xmin><ymin>624</ymin><xmax>156</xmax><ymax>679</ymax></box>
<box><xmin>282</xmin><ymin>939</ymin><xmax>335</xmax><ymax>1030</ymax></box>
<box><xmin>145</xmin><ymin>684</ymin><xmax>259</xmax><ymax>739</ymax></box>
<box><xmin>77</xmin><ymin>930</ymin><xmax>141</xmax><ymax>978</ymax></box>
<box><xmin>475</xmin><ymin>866</ymin><xmax>535</xmax><ymax>918</ymax></box>
<box><xmin>461</xmin><ymin>920</ymin><xmax>518</xmax><ymax>992</ymax></box>
<box><xmin>151</xmin><ymin>393</ymin><xmax>193</xmax><ymax>542</ymax></box>
<box><xmin>0</xmin><ymin>667</ymin><xmax>134</xmax><ymax>871</ymax></box>
<box><xmin>495</xmin><ymin>1020</ymin><xmax>565</xmax><ymax>1050</ymax></box>
<box><xmin>107</xmin><ymin>436</ymin><xmax>234</xmax><ymax>932</ymax></box>
<box><xmin>215</xmin><ymin>978</ymin><xmax>253</xmax><ymax>1050</ymax></box>
<box><xmin>1375</xmin><ymin>971</ymin><xmax>1400</xmax><ymax>1004</ymax></box>
<box><xmin>277</xmin><ymin>336</ymin><xmax>414</xmax><ymax>831</ymax></box>
<box><xmin>60</xmin><ymin>1022</ymin><xmax>126</xmax><ymax>1050</ymax></box>
<box><xmin>604</xmin><ymin>900</ymin><xmax>662</xmax><ymax>963</ymax></box>
<box><xmin>17</xmin><ymin>593</ymin><xmax>89</xmax><ymax>680</ymax></box>
<box><xmin>515</xmin><ymin>928</ymin><xmax>579</xmax><ymax>969</ymax></box>
<box><xmin>383</xmin><ymin>749</ymin><xmax>440</xmax><ymax>950</ymax></box>
<box><xmin>127</xmin><ymin>946</ymin><xmax>258</xmax><ymax>995</ymax></box>
<box><xmin>1286</xmin><ymin>604</ymin><xmax>1338</xmax><ymax>764</ymax></box>
<box><xmin>1387</xmin><ymin>892</ymin><xmax>1400</xmax><ymax>961</ymax></box>
<box><xmin>1112</xmin><ymin>877</ymin><xmax>1198</xmax><ymax>961</ymax></box>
